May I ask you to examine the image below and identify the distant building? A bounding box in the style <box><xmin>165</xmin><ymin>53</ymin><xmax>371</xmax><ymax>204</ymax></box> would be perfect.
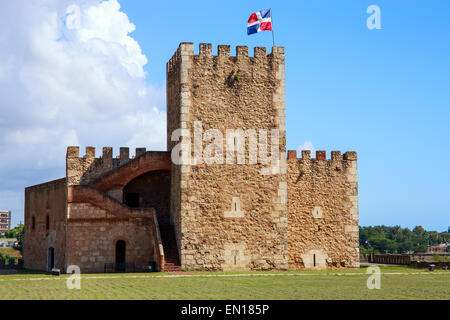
<box><xmin>428</xmin><ymin>244</ymin><xmax>448</xmax><ymax>253</ymax></box>
<box><xmin>0</xmin><ymin>238</ymin><xmax>16</xmax><ymax>247</ymax></box>
<box><xmin>0</xmin><ymin>210</ymin><xmax>11</xmax><ymax>234</ymax></box>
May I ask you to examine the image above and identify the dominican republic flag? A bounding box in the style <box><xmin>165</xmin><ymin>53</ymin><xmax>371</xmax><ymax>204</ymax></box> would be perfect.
<box><xmin>247</xmin><ymin>9</ymin><xmax>272</xmax><ymax>35</ymax></box>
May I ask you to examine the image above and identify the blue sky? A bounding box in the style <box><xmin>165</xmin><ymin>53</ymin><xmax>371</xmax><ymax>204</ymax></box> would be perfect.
<box><xmin>0</xmin><ymin>0</ymin><xmax>449</xmax><ymax>231</ymax></box>
<box><xmin>113</xmin><ymin>0</ymin><xmax>450</xmax><ymax>231</ymax></box>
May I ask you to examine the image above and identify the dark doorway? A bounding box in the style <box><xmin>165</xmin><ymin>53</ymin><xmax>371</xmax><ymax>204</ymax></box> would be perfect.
<box><xmin>124</xmin><ymin>193</ymin><xmax>140</xmax><ymax>208</ymax></box>
<box><xmin>48</xmin><ymin>247</ymin><xmax>55</xmax><ymax>271</ymax></box>
<box><xmin>115</xmin><ymin>240</ymin><xmax>126</xmax><ymax>272</ymax></box>
<box><xmin>123</xmin><ymin>170</ymin><xmax>171</xmax><ymax>225</ymax></box>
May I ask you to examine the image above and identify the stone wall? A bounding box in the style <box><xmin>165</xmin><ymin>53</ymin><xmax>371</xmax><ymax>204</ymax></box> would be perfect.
<box><xmin>65</xmin><ymin>217</ymin><xmax>156</xmax><ymax>273</ymax></box>
<box><xmin>167</xmin><ymin>43</ymin><xmax>189</xmax><ymax>255</ymax></box>
<box><xmin>67</xmin><ymin>185</ymin><xmax>155</xmax><ymax>219</ymax></box>
<box><xmin>166</xmin><ymin>43</ymin><xmax>288</xmax><ymax>270</ymax></box>
<box><xmin>368</xmin><ymin>253</ymin><xmax>450</xmax><ymax>265</ymax></box>
<box><xmin>287</xmin><ymin>150</ymin><xmax>359</xmax><ymax>269</ymax></box>
<box><xmin>66</xmin><ymin>146</ymin><xmax>148</xmax><ymax>186</ymax></box>
<box><xmin>24</xmin><ymin>147</ymin><xmax>166</xmax><ymax>273</ymax></box>
<box><xmin>66</xmin><ymin>183</ymin><xmax>161</xmax><ymax>273</ymax></box>
<box><xmin>23</xmin><ymin>178</ymin><xmax>67</xmax><ymax>271</ymax></box>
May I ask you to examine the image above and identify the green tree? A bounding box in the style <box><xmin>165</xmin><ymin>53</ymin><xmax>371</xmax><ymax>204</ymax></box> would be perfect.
<box><xmin>4</xmin><ymin>224</ymin><xmax>24</xmax><ymax>248</ymax></box>
<box><xmin>413</xmin><ymin>225</ymin><xmax>425</xmax><ymax>236</ymax></box>
<box><xmin>359</xmin><ymin>225</ymin><xmax>448</xmax><ymax>254</ymax></box>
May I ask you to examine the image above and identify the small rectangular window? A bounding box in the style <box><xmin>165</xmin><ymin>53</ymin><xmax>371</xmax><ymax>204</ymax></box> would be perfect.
<box><xmin>46</xmin><ymin>215</ymin><xmax>49</xmax><ymax>230</ymax></box>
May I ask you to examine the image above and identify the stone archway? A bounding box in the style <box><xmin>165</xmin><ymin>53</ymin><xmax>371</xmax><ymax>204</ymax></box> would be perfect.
<box><xmin>122</xmin><ymin>170</ymin><xmax>171</xmax><ymax>225</ymax></box>
<box><xmin>93</xmin><ymin>152</ymin><xmax>171</xmax><ymax>192</ymax></box>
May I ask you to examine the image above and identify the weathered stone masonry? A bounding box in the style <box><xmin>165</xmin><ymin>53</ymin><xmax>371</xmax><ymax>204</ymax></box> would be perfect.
<box><xmin>24</xmin><ymin>147</ymin><xmax>167</xmax><ymax>273</ymax></box>
<box><xmin>287</xmin><ymin>150</ymin><xmax>359</xmax><ymax>269</ymax></box>
<box><xmin>167</xmin><ymin>43</ymin><xmax>288</xmax><ymax>270</ymax></box>
<box><xmin>24</xmin><ymin>42</ymin><xmax>359</xmax><ymax>273</ymax></box>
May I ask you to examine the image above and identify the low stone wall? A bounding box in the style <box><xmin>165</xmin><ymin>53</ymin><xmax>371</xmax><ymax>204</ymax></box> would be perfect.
<box><xmin>368</xmin><ymin>254</ymin><xmax>411</xmax><ymax>265</ymax></box>
<box><xmin>367</xmin><ymin>253</ymin><xmax>450</xmax><ymax>267</ymax></box>
<box><xmin>410</xmin><ymin>252</ymin><xmax>450</xmax><ymax>262</ymax></box>
<box><xmin>409</xmin><ymin>261</ymin><xmax>449</xmax><ymax>269</ymax></box>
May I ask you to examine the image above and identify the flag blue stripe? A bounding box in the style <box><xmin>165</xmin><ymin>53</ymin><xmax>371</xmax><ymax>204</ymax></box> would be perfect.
<box><xmin>260</xmin><ymin>9</ymin><xmax>271</xmax><ymax>19</ymax></box>
<box><xmin>247</xmin><ymin>24</ymin><xmax>259</xmax><ymax>35</ymax></box>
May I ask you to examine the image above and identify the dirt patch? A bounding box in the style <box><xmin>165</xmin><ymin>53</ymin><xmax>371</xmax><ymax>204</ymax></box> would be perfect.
<box><xmin>0</xmin><ymin>247</ymin><xmax>22</xmax><ymax>258</ymax></box>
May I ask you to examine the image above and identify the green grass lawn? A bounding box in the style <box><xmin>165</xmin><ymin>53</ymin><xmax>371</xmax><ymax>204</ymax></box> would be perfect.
<box><xmin>0</xmin><ymin>267</ymin><xmax>448</xmax><ymax>300</ymax></box>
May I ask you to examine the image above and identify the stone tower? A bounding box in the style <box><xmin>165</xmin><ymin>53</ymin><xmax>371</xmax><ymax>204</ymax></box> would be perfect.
<box><xmin>166</xmin><ymin>43</ymin><xmax>288</xmax><ymax>270</ymax></box>
<box><xmin>23</xmin><ymin>42</ymin><xmax>359</xmax><ymax>273</ymax></box>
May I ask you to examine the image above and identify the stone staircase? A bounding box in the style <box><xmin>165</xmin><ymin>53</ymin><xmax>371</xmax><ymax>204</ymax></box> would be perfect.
<box><xmin>159</xmin><ymin>224</ymin><xmax>182</xmax><ymax>272</ymax></box>
<box><xmin>67</xmin><ymin>185</ymin><xmax>154</xmax><ymax>220</ymax></box>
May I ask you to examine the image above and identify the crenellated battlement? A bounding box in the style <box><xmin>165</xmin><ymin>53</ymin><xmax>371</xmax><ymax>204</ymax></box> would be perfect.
<box><xmin>66</xmin><ymin>146</ymin><xmax>148</xmax><ymax>185</ymax></box>
<box><xmin>287</xmin><ymin>150</ymin><xmax>357</xmax><ymax>162</ymax></box>
<box><xmin>286</xmin><ymin>149</ymin><xmax>357</xmax><ymax>180</ymax></box>
<box><xmin>67</xmin><ymin>146</ymin><xmax>149</xmax><ymax>160</ymax></box>
<box><xmin>166</xmin><ymin>42</ymin><xmax>285</xmax><ymax>74</ymax></box>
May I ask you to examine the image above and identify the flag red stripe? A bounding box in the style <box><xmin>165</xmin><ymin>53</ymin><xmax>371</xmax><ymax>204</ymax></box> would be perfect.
<box><xmin>259</xmin><ymin>22</ymin><xmax>272</xmax><ymax>31</ymax></box>
<box><xmin>248</xmin><ymin>13</ymin><xmax>258</xmax><ymax>23</ymax></box>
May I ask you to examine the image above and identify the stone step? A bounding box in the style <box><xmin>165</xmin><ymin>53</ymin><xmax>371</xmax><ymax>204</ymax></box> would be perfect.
<box><xmin>158</xmin><ymin>224</ymin><xmax>181</xmax><ymax>268</ymax></box>
<box><xmin>164</xmin><ymin>268</ymin><xmax>182</xmax><ymax>272</ymax></box>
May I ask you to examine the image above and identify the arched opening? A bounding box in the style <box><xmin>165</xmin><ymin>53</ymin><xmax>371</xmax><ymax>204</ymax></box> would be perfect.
<box><xmin>48</xmin><ymin>247</ymin><xmax>55</xmax><ymax>271</ymax></box>
<box><xmin>123</xmin><ymin>170</ymin><xmax>170</xmax><ymax>225</ymax></box>
<box><xmin>115</xmin><ymin>240</ymin><xmax>126</xmax><ymax>272</ymax></box>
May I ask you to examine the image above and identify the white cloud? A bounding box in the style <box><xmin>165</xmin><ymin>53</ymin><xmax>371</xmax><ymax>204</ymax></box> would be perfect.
<box><xmin>0</xmin><ymin>0</ymin><xmax>166</xmax><ymax>226</ymax></box>
<box><xmin>297</xmin><ymin>141</ymin><xmax>315</xmax><ymax>154</ymax></box>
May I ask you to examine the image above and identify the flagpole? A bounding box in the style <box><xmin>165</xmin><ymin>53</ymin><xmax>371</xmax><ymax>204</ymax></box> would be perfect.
<box><xmin>271</xmin><ymin>8</ymin><xmax>275</xmax><ymax>47</ymax></box>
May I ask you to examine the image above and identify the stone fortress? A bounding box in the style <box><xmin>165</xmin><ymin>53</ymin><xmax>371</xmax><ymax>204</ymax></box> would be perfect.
<box><xmin>23</xmin><ymin>43</ymin><xmax>359</xmax><ymax>273</ymax></box>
